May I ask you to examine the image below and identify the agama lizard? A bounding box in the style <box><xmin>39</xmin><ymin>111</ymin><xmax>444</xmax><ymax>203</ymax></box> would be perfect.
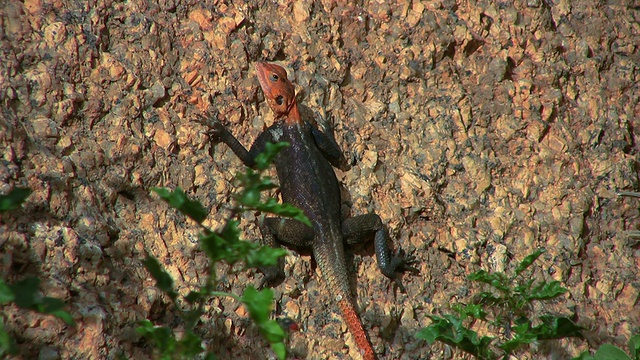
<box><xmin>203</xmin><ymin>62</ymin><xmax>417</xmax><ymax>360</ymax></box>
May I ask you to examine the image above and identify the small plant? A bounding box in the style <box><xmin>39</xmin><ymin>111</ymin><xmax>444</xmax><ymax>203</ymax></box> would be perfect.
<box><xmin>416</xmin><ymin>248</ymin><xmax>583</xmax><ymax>359</ymax></box>
<box><xmin>573</xmin><ymin>334</ymin><xmax>640</xmax><ymax>360</ymax></box>
<box><xmin>140</xmin><ymin>141</ymin><xmax>310</xmax><ymax>360</ymax></box>
<box><xmin>0</xmin><ymin>188</ymin><xmax>75</xmax><ymax>357</ymax></box>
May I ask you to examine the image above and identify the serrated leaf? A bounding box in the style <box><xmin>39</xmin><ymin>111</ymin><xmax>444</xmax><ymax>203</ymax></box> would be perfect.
<box><xmin>152</xmin><ymin>187</ymin><xmax>207</xmax><ymax>224</ymax></box>
<box><xmin>0</xmin><ymin>187</ymin><xmax>31</xmax><ymax>212</ymax></box>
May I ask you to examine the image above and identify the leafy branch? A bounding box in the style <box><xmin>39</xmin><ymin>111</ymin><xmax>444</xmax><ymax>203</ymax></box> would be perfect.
<box><xmin>140</xmin><ymin>141</ymin><xmax>309</xmax><ymax>359</ymax></box>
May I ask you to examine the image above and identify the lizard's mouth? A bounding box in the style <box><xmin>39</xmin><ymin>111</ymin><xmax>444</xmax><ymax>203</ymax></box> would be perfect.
<box><xmin>255</xmin><ymin>61</ymin><xmax>269</xmax><ymax>91</ymax></box>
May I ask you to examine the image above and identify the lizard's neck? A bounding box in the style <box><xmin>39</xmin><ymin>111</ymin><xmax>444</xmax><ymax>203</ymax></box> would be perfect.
<box><xmin>283</xmin><ymin>101</ymin><xmax>302</xmax><ymax>125</ymax></box>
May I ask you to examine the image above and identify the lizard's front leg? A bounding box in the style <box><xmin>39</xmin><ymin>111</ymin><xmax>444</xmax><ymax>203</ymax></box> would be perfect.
<box><xmin>341</xmin><ymin>214</ymin><xmax>419</xmax><ymax>292</ymax></box>
<box><xmin>198</xmin><ymin>117</ymin><xmax>274</xmax><ymax>168</ymax></box>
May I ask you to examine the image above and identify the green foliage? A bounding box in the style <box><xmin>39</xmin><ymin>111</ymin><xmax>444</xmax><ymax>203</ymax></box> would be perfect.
<box><xmin>573</xmin><ymin>334</ymin><xmax>640</xmax><ymax>360</ymax></box>
<box><xmin>141</xmin><ymin>142</ymin><xmax>307</xmax><ymax>360</ymax></box>
<box><xmin>1</xmin><ymin>189</ymin><xmax>75</xmax><ymax>357</ymax></box>
<box><xmin>0</xmin><ymin>187</ymin><xmax>31</xmax><ymax>212</ymax></box>
<box><xmin>136</xmin><ymin>321</ymin><xmax>206</xmax><ymax>360</ymax></box>
<box><xmin>417</xmin><ymin>314</ymin><xmax>494</xmax><ymax>359</ymax></box>
<box><xmin>152</xmin><ymin>187</ymin><xmax>207</xmax><ymax>224</ymax></box>
<box><xmin>416</xmin><ymin>248</ymin><xmax>583</xmax><ymax>359</ymax></box>
<box><xmin>0</xmin><ymin>277</ymin><xmax>76</xmax><ymax>355</ymax></box>
<box><xmin>0</xmin><ymin>278</ymin><xmax>75</xmax><ymax>326</ymax></box>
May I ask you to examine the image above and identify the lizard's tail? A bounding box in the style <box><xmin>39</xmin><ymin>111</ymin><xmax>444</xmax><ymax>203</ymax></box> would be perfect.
<box><xmin>337</xmin><ymin>299</ymin><xmax>378</xmax><ymax>360</ymax></box>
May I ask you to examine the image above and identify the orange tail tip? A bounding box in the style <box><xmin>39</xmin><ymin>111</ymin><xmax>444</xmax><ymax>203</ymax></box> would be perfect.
<box><xmin>337</xmin><ymin>299</ymin><xmax>378</xmax><ymax>360</ymax></box>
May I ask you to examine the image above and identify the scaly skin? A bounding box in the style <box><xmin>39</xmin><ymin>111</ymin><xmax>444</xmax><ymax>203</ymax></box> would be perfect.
<box><xmin>205</xmin><ymin>61</ymin><xmax>417</xmax><ymax>360</ymax></box>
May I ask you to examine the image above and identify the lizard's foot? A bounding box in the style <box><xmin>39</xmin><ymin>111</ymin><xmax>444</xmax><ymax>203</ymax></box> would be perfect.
<box><xmin>257</xmin><ymin>264</ymin><xmax>285</xmax><ymax>289</ymax></box>
<box><xmin>194</xmin><ymin>113</ymin><xmax>227</xmax><ymax>142</ymax></box>
<box><xmin>388</xmin><ymin>248</ymin><xmax>419</xmax><ymax>293</ymax></box>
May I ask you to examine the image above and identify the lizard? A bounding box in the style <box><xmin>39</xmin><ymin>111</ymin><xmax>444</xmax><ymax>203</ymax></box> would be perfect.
<box><xmin>202</xmin><ymin>61</ymin><xmax>417</xmax><ymax>360</ymax></box>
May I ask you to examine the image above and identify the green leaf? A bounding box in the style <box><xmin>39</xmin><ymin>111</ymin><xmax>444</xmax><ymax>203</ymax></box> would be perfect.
<box><xmin>526</xmin><ymin>281</ymin><xmax>568</xmax><ymax>301</ymax></box>
<box><xmin>7</xmin><ymin>278</ymin><xmax>74</xmax><ymax>325</ymax></box>
<box><xmin>572</xmin><ymin>353</ymin><xmax>595</xmax><ymax>360</ymax></box>
<box><xmin>0</xmin><ymin>279</ymin><xmax>15</xmax><ymax>304</ymax></box>
<box><xmin>260</xmin><ymin>319</ymin><xmax>286</xmax><ymax>343</ymax></box>
<box><xmin>136</xmin><ymin>320</ymin><xmax>177</xmax><ymax>357</ymax></box>
<box><xmin>0</xmin><ymin>316</ymin><xmax>17</xmax><ymax>356</ymax></box>
<box><xmin>241</xmin><ymin>286</ymin><xmax>273</xmax><ymax>324</ymax></box>
<box><xmin>270</xmin><ymin>341</ymin><xmax>287</xmax><ymax>360</ymax></box>
<box><xmin>240</xmin><ymin>286</ymin><xmax>286</xmax><ymax>356</ymax></box>
<box><xmin>41</xmin><ymin>297</ymin><xmax>75</xmax><ymax>326</ymax></box>
<box><xmin>628</xmin><ymin>334</ymin><xmax>640</xmax><ymax>360</ymax></box>
<box><xmin>199</xmin><ymin>232</ymin><xmax>229</xmax><ymax>262</ymax></box>
<box><xmin>255</xmin><ymin>200</ymin><xmax>311</xmax><ymax>227</ymax></box>
<box><xmin>476</xmin><ymin>291</ymin><xmax>502</xmax><ymax>306</ymax></box>
<box><xmin>254</xmin><ymin>142</ymin><xmax>290</xmax><ymax>170</ymax></box>
<box><xmin>0</xmin><ymin>187</ymin><xmax>31</xmax><ymax>212</ymax></box>
<box><xmin>499</xmin><ymin>317</ymin><xmax>537</xmax><ymax>353</ymax></box>
<box><xmin>10</xmin><ymin>277</ymin><xmax>41</xmax><ymax>309</ymax></box>
<box><xmin>152</xmin><ymin>187</ymin><xmax>207</xmax><ymax>224</ymax></box>
<box><xmin>454</xmin><ymin>303</ymin><xmax>488</xmax><ymax>320</ymax></box>
<box><xmin>246</xmin><ymin>245</ymin><xmax>288</xmax><ymax>268</ymax></box>
<box><xmin>240</xmin><ymin>187</ymin><xmax>261</xmax><ymax>207</ymax></box>
<box><xmin>468</xmin><ymin>270</ymin><xmax>510</xmax><ymax>293</ymax></box>
<box><xmin>417</xmin><ymin>315</ymin><xmax>495</xmax><ymax>358</ymax></box>
<box><xmin>185</xmin><ymin>290</ymin><xmax>203</xmax><ymax>304</ymax></box>
<box><xmin>415</xmin><ymin>325</ymin><xmax>438</xmax><ymax>344</ymax></box>
<box><xmin>204</xmin><ymin>351</ymin><xmax>218</xmax><ymax>360</ymax></box>
<box><xmin>532</xmin><ymin>316</ymin><xmax>584</xmax><ymax>340</ymax></box>
<box><xmin>514</xmin><ymin>248</ymin><xmax>546</xmax><ymax>276</ymax></box>
<box><xmin>594</xmin><ymin>344</ymin><xmax>632</xmax><ymax>360</ymax></box>
<box><xmin>199</xmin><ymin>220</ymin><xmax>249</xmax><ymax>264</ymax></box>
<box><xmin>142</xmin><ymin>257</ymin><xmax>177</xmax><ymax>300</ymax></box>
<box><xmin>178</xmin><ymin>330</ymin><xmax>204</xmax><ymax>356</ymax></box>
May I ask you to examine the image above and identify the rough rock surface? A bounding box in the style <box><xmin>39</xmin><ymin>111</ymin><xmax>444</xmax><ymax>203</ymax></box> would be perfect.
<box><xmin>1</xmin><ymin>0</ymin><xmax>638</xmax><ymax>359</ymax></box>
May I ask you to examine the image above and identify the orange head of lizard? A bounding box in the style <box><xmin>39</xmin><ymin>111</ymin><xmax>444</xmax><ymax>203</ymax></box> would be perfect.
<box><xmin>255</xmin><ymin>62</ymin><xmax>301</xmax><ymax>123</ymax></box>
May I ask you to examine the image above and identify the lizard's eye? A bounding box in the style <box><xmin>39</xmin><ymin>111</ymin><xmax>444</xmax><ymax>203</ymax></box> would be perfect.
<box><xmin>275</xmin><ymin>95</ymin><xmax>284</xmax><ymax>105</ymax></box>
<box><xmin>270</xmin><ymin>73</ymin><xmax>279</xmax><ymax>82</ymax></box>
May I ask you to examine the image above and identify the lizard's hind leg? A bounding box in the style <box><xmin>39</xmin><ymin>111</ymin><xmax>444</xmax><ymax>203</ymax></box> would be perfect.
<box><xmin>341</xmin><ymin>214</ymin><xmax>419</xmax><ymax>292</ymax></box>
<box><xmin>257</xmin><ymin>218</ymin><xmax>315</xmax><ymax>287</ymax></box>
